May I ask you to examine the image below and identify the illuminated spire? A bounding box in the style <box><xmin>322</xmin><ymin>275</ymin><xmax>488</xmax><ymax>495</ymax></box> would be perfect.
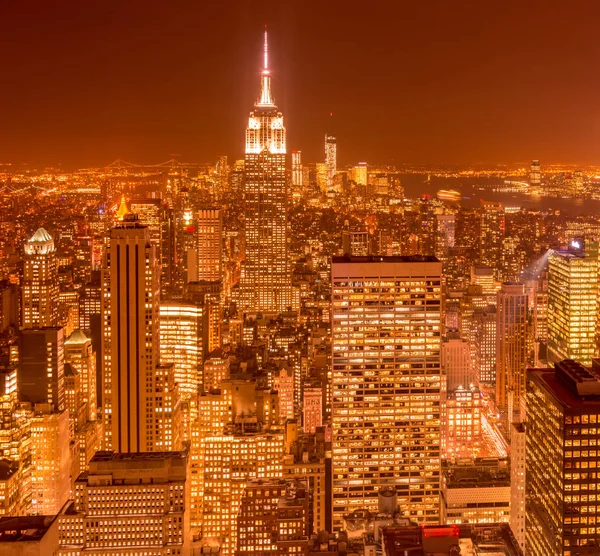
<box><xmin>257</xmin><ymin>25</ymin><xmax>274</xmax><ymax>107</ymax></box>
<box><xmin>116</xmin><ymin>193</ymin><xmax>129</xmax><ymax>220</ymax></box>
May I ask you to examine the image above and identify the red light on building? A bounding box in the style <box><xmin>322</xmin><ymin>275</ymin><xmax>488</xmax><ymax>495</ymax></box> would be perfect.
<box><xmin>421</xmin><ymin>525</ymin><xmax>460</xmax><ymax>538</ymax></box>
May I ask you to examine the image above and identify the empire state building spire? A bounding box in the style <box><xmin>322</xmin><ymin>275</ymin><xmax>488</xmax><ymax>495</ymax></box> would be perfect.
<box><xmin>257</xmin><ymin>25</ymin><xmax>274</xmax><ymax>107</ymax></box>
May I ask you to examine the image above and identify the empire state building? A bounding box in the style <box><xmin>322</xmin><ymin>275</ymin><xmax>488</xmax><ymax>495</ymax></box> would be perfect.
<box><xmin>239</xmin><ymin>29</ymin><xmax>291</xmax><ymax>314</ymax></box>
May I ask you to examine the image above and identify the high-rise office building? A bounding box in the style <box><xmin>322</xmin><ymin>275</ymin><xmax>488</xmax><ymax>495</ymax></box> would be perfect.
<box><xmin>22</xmin><ymin>228</ymin><xmax>59</xmax><ymax>329</ymax></box>
<box><xmin>548</xmin><ymin>243</ymin><xmax>598</xmax><ymax>366</ymax></box>
<box><xmin>353</xmin><ymin>162</ymin><xmax>368</xmax><ymax>186</ymax></box>
<box><xmin>159</xmin><ymin>302</ymin><xmax>203</xmax><ymax>398</ymax></box>
<box><xmin>435</xmin><ymin>214</ymin><xmax>456</xmax><ymax>261</ymax></box>
<box><xmin>496</xmin><ymin>283</ymin><xmax>528</xmax><ymax>426</ymax></box>
<box><xmin>200</xmin><ymin>431</ymin><xmax>284</xmax><ymax>555</ymax></box>
<box><xmin>58</xmin><ymin>450</ymin><xmax>190</xmax><ymax>555</ymax></box>
<box><xmin>473</xmin><ymin>305</ymin><xmax>497</xmax><ymax>386</ymax></box>
<box><xmin>480</xmin><ymin>200</ymin><xmax>505</xmax><ymax>279</ymax></box>
<box><xmin>529</xmin><ymin>159</ymin><xmax>541</xmax><ymax>187</ymax></box>
<box><xmin>174</xmin><ymin>204</ymin><xmax>197</xmax><ymax>292</ymax></box>
<box><xmin>129</xmin><ymin>198</ymin><xmax>174</xmax><ymax>295</ymax></box>
<box><xmin>510</xmin><ymin>421</ymin><xmax>526</xmax><ymax>553</ymax></box>
<box><xmin>215</xmin><ymin>155</ymin><xmax>229</xmax><ymax>199</ymax></box>
<box><xmin>101</xmin><ymin>214</ymin><xmax>160</xmax><ymax>453</ymax></box>
<box><xmin>29</xmin><ymin>404</ymin><xmax>70</xmax><ymax>516</ymax></box>
<box><xmin>239</xmin><ymin>29</ymin><xmax>290</xmax><ymax>314</ymax></box>
<box><xmin>78</xmin><ymin>278</ymin><xmax>101</xmax><ymax>336</ymax></box>
<box><xmin>64</xmin><ymin>329</ymin><xmax>97</xmax><ymax>422</ymax></box>
<box><xmin>331</xmin><ymin>256</ymin><xmax>442</xmax><ymax>528</ymax></box>
<box><xmin>325</xmin><ymin>133</ymin><xmax>336</xmax><ymax>188</ymax></box>
<box><xmin>194</xmin><ymin>208</ymin><xmax>222</xmax><ymax>283</ymax></box>
<box><xmin>419</xmin><ymin>195</ymin><xmax>437</xmax><ymax>256</ymax></box>
<box><xmin>19</xmin><ymin>327</ymin><xmax>65</xmax><ymax>412</ymax></box>
<box><xmin>291</xmin><ymin>150</ymin><xmax>303</xmax><ymax>199</ymax></box>
<box><xmin>526</xmin><ymin>360</ymin><xmax>600</xmax><ymax>555</ymax></box>
<box><xmin>444</xmin><ymin>386</ymin><xmax>482</xmax><ymax>459</ymax></box>
<box><xmin>471</xmin><ymin>265</ymin><xmax>497</xmax><ymax>298</ymax></box>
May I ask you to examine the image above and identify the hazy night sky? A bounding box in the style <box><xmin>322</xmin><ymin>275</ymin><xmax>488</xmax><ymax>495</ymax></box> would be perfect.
<box><xmin>2</xmin><ymin>1</ymin><xmax>600</xmax><ymax>167</ymax></box>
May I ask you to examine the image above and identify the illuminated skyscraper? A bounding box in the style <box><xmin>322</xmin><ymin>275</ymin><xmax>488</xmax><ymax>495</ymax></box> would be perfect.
<box><xmin>526</xmin><ymin>360</ymin><xmax>600</xmax><ymax>555</ymax></box>
<box><xmin>529</xmin><ymin>159</ymin><xmax>541</xmax><ymax>187</ymax></box>
<box><xmin>159</xmin><ymin>301</ymin><xmax>203</xmax><ymax>398</ymax></box>
<box><xmin>64</xmin><ymin>330</ymin><xmax>97</xmax><ymax>422</ymax></box>
<box><xmin>473</xmin><ymin>305</ymin><xmax>497</xmax><ymax>386</ymax></box>
<box><xmin>353</xmin><ymin>162</ymin><xmax>368</xmax><ymax>186</ymax></box>
<box><xmin>200</xmin><ymin>431</ymin><xmax>284</xmax><ymax>555</ymax></box>
<box><xmin>325</xmin><ymin>133</ymin><xmax>336</xmax><ymax>188</ymax></box>
<box><xmin>78</xmin><ymin>278</ymin><xmax>101</xmax><ymax>336</ymax></box>
<box><xmin>29</xmin><ymin>404</ymin><xmax>70</xmax><ymax>516</ymax></box>
<box><xmin>22</xmin><ymin>228</ymin><xmax>59</xmax><ymax>328</ymax></box>
<box><xmin>215</xmin><ymin>155</ymin><xmax>229</xmax><ymax>199</ymax></box>
<box><xmin>435</xmin><ymin>214</ymin><xmax>456</xmax><ymax>261</ymax></box>
<box><xmin>194</xmin><ymin>208</ymin><xmax>222</xmax><ymax>282</ymax></box>
<box><xmin>480</xmin><ymin>200</ymin><xmax>505</xmax><ymax>279</ymax></box>
<box><xmin>496</xmin><ymin>283</ymin><xmax>528</xmax><ymax>426</ymax></box>
<box><xmin>239</xmin><ymin>28</ymin><xmax>290</xmax><ymax>314</ymax></box>
<box><xmin>101</xmin><ymin>214</ymin><xmax>161</xmax><ymax>452</ymax></box>
<box><xmin>129</xmin><ymin>198</ymin><xmax>174</xmax><ymax>295</ymax></box>
<box><xmin>291</xmin><ymin>150</ymin><xmax>303</xmax><ymax>198</ymax></box>
<box><xmin>548</xmin><ymin>243</ymin><xmax>598</xmax><ymax>366</ymax></box>
<box><xmin>64</xmin><ymin>329</ymin><xmax>101</xmax><ymax>485</ymax></box>
<box><xmin>331</xmin><ymin>256</ymin><xmax>442</xmax><ymax>528</ymax></box>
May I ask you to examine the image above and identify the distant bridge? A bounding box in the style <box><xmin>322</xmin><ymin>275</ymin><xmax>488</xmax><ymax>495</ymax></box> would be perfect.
<box><xmin>0</xmin><ymin>182</ymin><xmax>57</xmax><ymax>195</ymax></box>
<box><xmin>102</xmin><ymin>158</ymin><xmax>205</xmax><ymax>171</ymax></box>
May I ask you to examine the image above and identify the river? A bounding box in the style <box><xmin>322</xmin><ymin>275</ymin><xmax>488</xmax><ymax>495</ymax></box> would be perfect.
<box><xmin>400</xmin><ymin>174</ymin><xmax>600</xmax><ymax>216</ymax></box>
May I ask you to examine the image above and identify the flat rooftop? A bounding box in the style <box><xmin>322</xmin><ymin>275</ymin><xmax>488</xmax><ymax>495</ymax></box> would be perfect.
<box><xmin>0</xmin><ymin>516</ymin><xmax>56</xmax><ymax>543</ymax></box>
<box><xmin>529</xmin><ymin>362</ymin><xmax>600</xmax><ymax>412</ymax></box>
<box><xmin>332</xmin><ymin>255</ymin><xmax>439</xmax><ymax>264</ymax></box>
<box><xmin>381</xmin><ymin>523</ymin><xmax>522</xmax><ymax>556</ymax></box>
<box><xmin>90</xmin><ymin>450</ymin><xmax>187</xmax><ymax>463</ymax></box>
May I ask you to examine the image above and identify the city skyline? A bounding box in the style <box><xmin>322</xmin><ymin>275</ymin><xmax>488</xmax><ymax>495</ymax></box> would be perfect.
<box><xmin>4</xmin><ymin>6</ymin><xmax>600</xmax><ymax>555</ymax></box>
<box><xmin>3</xmin><ymin>2</ymin><xmax>600</xmax><ymax>167</ymax></box>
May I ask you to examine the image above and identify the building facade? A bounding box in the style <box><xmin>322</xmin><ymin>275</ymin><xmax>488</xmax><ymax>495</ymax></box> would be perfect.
<box><xmin>58</xmin><ymin>450</ymin><xmax>189</xmax><ymax>555</ymax></box>
<box><xmin>548</xmin><ymin>244</ymin><xmax>598</xmax><ymax>366</ymax></box>
<box><xmin>331</xmin><ymin>256</ymin><xmax>442</xmax><ymax>528</ymax></box>
<box><xmin>526</xmin><ymin>360</ymin><xmax>600</xmax><ymax>555</ymax></box>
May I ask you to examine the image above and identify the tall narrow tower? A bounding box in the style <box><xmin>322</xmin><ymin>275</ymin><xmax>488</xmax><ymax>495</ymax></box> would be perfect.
<box><xmin>195</xmin><ymin>208</ymin><xmax>223</xmax><ymax>282</ymax></box>
<box><xmin>22</xmin><ymin>228</ymin><xmax>59</xmax><ymax>328</ymax></box>
<box><xmin>239</xmin><ymin>28</ymin><xmax>291</xmax><ymax>314</ymax></box>
<box><xmin>101</xmin><ymin>214</ymin><xmax>160</xmax><ymax>452</ymax></box>
<box><xmin>496</xmin><ymin>282</ymin><xmax>528</xmax><ymax>426</ymax></box>
<box><xmin>480</xmin><ymin>200</ymin><xmax>505</xmax><ymax>279</ymax></box>
<box><xmin>325</xmin><ymin>125</ymin><xmax>337</xmax><ymax>189</ymax></box>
